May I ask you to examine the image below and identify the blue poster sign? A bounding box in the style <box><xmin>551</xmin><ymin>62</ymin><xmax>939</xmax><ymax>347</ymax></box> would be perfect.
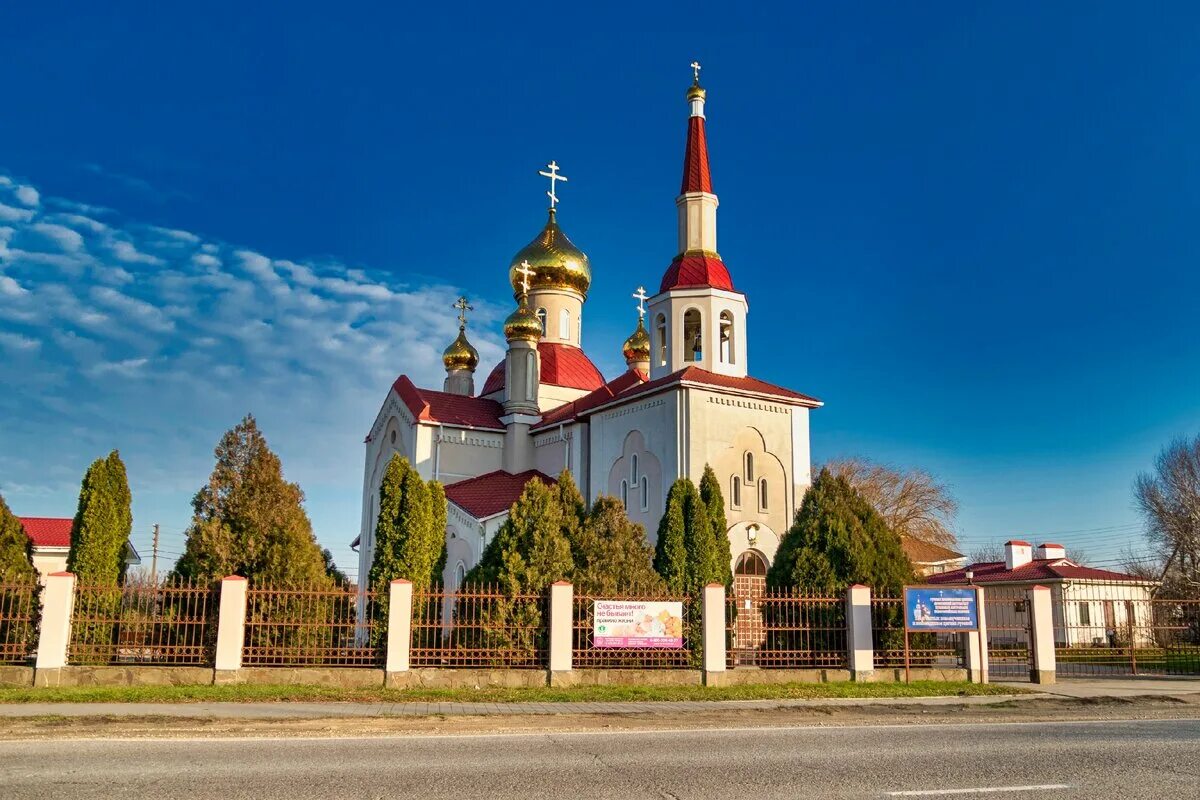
<box><xmin>904</xmin><ymin>587</ymin><xmax>978</xmax><ymax>631</ymax></box>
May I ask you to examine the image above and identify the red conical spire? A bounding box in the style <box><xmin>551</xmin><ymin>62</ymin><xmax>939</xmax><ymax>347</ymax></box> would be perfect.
<box><xmin>680</xmin><ymin>81</ymin><xmax>713</xmax><ymax>195</ymax></box>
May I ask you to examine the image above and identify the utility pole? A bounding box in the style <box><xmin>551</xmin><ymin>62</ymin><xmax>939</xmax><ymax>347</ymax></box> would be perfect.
<box><xmin>150</xmin><ymin>523</ymin><xmax>160</xmax><ymax>585</ymax></box>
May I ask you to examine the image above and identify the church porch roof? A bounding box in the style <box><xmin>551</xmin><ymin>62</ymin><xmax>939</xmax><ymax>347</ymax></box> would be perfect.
<box><xmin>390</xmin><ymin>375</ymin><xmax>505</xmax><ymax>432</ymax></box>
<box><xmin>444</xmin><ymin>470</ymin><xmax>556</xmax><ymax>520</ymax></box>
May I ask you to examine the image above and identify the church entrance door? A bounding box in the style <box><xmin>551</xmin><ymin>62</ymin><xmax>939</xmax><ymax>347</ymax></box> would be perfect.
<box><xmin>730</xmin><ymin>550</ymin><xmax>768</xmax><ymax>665</ymax></box>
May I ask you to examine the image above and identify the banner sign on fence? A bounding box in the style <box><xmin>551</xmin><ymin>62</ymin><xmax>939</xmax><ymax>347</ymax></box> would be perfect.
<box><xmin>593</xmin><ymin>600</ymin><xmax>684</xmax><ymax>648</ymax></box>
<box><xmin>904</xmin><ymin>586</ymin><xmax>979</xmax><ymax>632</ymax></box>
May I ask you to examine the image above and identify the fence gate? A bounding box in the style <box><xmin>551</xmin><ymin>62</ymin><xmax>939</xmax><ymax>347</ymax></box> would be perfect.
<box><xmin>985</xmin><ymin>586</ymin><xmax>1033</xmax><ymax>681</ymax></box>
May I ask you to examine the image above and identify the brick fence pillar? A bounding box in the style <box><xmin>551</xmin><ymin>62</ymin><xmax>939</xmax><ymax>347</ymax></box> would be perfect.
<box><xmin>702</xmin><ymin>583</ymin><xmax>726</xmax><ymax>683</ymax></box>
<box><xmin>1027</xmin><ymin>584</ymin><xmax>1056</xmax><ymax>684</ymax></box>
<box><xmin>213</xmin><ymin>576</ymin><xmax>247</xmax><ymax>682</ymax></box>
<box><xmin>846</xmin><ymin>584</ymin><xmax>874</xmax><ymax>681</ymax></box>
<box><xmin>385</xmin><ymin>579</ymin><xmax>413</xmax><ymax>676</ymax></box>
<box><xmin>33</xmin><ymin>572</ymin><xmax>76</xmax><ymax>686</ymax></box>
<box><xmin>963</xmin><ymin>585</ymin><xmax>989</xmax><ymax>683</ymax></box>
<box><xmin>548</xmin><ymin>581</ymin><xmax>573</xmax><ymax>674</ymax></box>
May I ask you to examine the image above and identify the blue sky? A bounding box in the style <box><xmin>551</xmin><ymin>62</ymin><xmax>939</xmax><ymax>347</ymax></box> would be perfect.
<box><xmin>1</xmin><ymin>4</ymin><xmax>1198</xmax><ymax>578</ymax></box>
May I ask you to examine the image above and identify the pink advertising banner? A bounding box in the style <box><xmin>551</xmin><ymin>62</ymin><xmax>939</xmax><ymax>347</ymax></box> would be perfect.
<box><xmin>593</xmin><ymin>600</ymin><xmax>684</xmax><ymax>648</ymax></box>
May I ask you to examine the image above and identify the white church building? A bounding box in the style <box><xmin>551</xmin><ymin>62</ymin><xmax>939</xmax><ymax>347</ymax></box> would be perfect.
<box><xmin>353</xmin><ymin>70</ymin><xmax>822</xmax><ymax>591</ymax></box>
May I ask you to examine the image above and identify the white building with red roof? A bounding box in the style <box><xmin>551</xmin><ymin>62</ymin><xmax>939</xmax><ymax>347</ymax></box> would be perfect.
<box><xmin>18</xmin><ymin>517</ymin><xmax>141</xmax><ymax>584</ymax></box>
<box><xmin>354</xmin><ymin>69</ymin><xmax>822</xmax><ymax>590</ymax></box>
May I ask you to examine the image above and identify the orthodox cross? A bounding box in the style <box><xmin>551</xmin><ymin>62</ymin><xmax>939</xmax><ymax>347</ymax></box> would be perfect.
<box><xmin>538</xmin><ymin>160</ymin><xmax>569</xmax><ymax>209</ymax></box>
<box><xmin>690</xmin><ymin>61</ymin><xmax>702</xmax><ymax>83</ymax></box>
<box><xmin>516</xmin><ymin>260</ymin><xmax>536</xmax><ymax>295</ymax></box>
<box><xmin>632</xmin><ymin>286</ymin><xmax>648</xmax><ymax>320</ymax></box>
<box><xmin>453</xmin><ymin>296</ymin><xmax>473</xmax><ymax>328</ymax></box>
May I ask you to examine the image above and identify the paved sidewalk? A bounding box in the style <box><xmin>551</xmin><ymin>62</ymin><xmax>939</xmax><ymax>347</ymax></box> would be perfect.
<box><xmin>995</xmin><ymin>677</ymin><xmax>1200</xmax><ymax>699</ymax></box>
<box><xmin>0</xmin><ymin>693</ymin><xmax>1047</xmax><ymax>720</ymax></box>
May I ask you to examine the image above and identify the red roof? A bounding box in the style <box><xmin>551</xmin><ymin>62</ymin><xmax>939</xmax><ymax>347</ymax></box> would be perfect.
<box><xmin>18</xmin><ymin>517</ymin><xmax>72</xmax><ymax>548</ymax></box>
<box><xmin>532</xmin><ymin>369</ymin><xmax>648</xmax><ymax>431</ymax></box>
<box><xmin>391</xmin><ymin>375</ymin><xmax>504</xmax><ymax>430</ymax></box>
<box><xmin>593</xmin><ymin>366</ymin><xmax>821</xmax><ymax>412</ymax></box>
<box><xmin>659</xmin><ymin>252</ymin><xmax>735</xmax><ymax>293</ymax></box>
<box><xmin>681</xmin><ymin>115</ymin><xmax>713</xmax><ymax>194</ymax></box>
<box><xmin>444</xmin><ymin>470</ymin><xmax>555</xmax><ymax>519</ymax></box>
<box><xmin>480</xmin><ymin>342</ymin><xmax>606</xmax><ymax>396</ymax></box>
<box><xmin>928</xmin><ymin>559</ymin><xmax>1153</xmax><ymax>585</ymax></box>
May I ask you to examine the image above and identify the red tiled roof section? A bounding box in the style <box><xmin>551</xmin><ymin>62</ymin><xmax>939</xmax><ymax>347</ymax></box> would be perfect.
<box><xmin>900</xmin><ymin>536</ymin><xmax>964</xmax><ymax>564</ymax></box>
<box><xmin>18</xmin><ymin>517</ymin><xmax>72</xmax><ymax>548</ymax></box>
<box><xmin>927</xmin><ymin>559</ymin><xmax>1153</xmax><ymax>585</ymax></box>
<box><xmin>681</xmin><ymin>116</ymin><xmax>713</xmax><ymax>194</ymax></box>
<box><xmin>480</xmin><ymin>343</ymin><xmax>607</xmax><ymax>396</ymax></box>
<box><xmin>392</xmin><ymin>375</ymin><xmax>504</xmax><ymax>430</ymax></box>
<box><xmin>532</xmin><ymin>369</ymin><xmax>648</xmax><ymax>430</ymax></box>
<box><xmin>658</xmin><ymin>253</ymin><xmax>734</xmax><ymax>293</ymax></box>
<box><xmin>444</xmin><ymin>470</ymin><xmax>556</xmax><ymax>519</ymax></box>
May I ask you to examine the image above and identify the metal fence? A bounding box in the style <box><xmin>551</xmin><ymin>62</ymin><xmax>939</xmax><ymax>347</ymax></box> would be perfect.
<box><xmin>572</xmin><ymin>594</ymin><xmax>692</xmax><ymax>669</ymax></box>
<box><xmin>984</xmin><ymin>586</ymin><xmax>1032</xmax><ymax>680</ymax></box>
<box><xmin>243</xmin><ymin>583</ymin><xmax>379</xmax><ymax>667</ymax></box>
<box><xmin>69</xmin><ymin>578</ymin><xmax>214</xmax><ymax>666</ymax></box>
<box><xmin>410</xmin><ymin>584</ymin><xmax>546</xmax><ymax>669</ymax></box>
<box><xmin>1053</xmin><ymin>585</ymin><xmax>1200</xmax><ymax>677</ymax></box>
<box><xmin>0</xmin><ymin>581</ymin><xmax>38</xmax><ymax>665</ymax></box>
<box><xmin>727</xmin><ymin>590</ymin><xmax>847</xmax><ymax>668</ymax></box>
<box><xmin>870</xmin><ymin>596</ymin><xmax>966</xmax><ymax>669</ymax></box>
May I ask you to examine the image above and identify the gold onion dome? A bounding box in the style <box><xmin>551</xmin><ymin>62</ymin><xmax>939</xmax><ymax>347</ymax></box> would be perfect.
<box><xmin>686</xmin><ymin>83</ymin><xmax>706</xmax><ymax>102</ymax></box>
<box><xmin>508</xmin><ymin>209</ymin><xmax>591</xmax><ymax>298</ymax></box>
<box><xmin>442</xmin><ymin>326</ymin><xmax>479</xmax><ymax>371</ymax></box>
<box><xmin>622</xmin><ymin>318</ymin><xmax>651</xmax><ymax>364</ymax></box>
<box><xmin>503</xmin><ymin>296</ymin><xmax>543</xmax><ymax>341</ymax></box>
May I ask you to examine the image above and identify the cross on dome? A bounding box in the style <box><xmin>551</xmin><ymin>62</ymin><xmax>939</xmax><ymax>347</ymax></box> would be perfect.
<box><xmin>633</xmin><ymin>286</ymin><xmax>649</xmax><ymax>320</ymax></box>
<box><xmin>690</xmin><ymin>61</ymin><xmax>702</xmax><ymax>84</ymax></box>
<box><xmin>516</xmin><ymin>260</ymin><xmax>536</xmax><ymax>295</ymax></box>
<box><xmin>538</xmin><ymin>160</ymin><xmax>569</xmax><ymax>209</ymax></box>
<box><xmin>453</xmin><ymin>296</ymin><xmax>473</xmax><ymax>328</ymax></box>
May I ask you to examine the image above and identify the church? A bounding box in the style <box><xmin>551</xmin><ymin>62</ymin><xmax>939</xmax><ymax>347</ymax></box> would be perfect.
<box><xmin>352</xmin><ymin>69</ymin><xmax>822</xmax><ymax>591</ymax></box>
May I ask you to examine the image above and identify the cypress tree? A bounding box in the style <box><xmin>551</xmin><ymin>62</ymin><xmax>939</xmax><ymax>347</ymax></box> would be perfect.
<box><xmin>67</xmin><ymin>450</ymin><xmax>132</xmax><ymax>585</ymax></box>
<box><xmin>556</xmin><ymin>469</ymin><xmax>587</xmax><ymax>550</ymax></box>
<box><xmin>572</xmin><ymin>496</ymin><xmax>667</xmax><ymax>596</ymax></box>
<box><xmin>768</xmin><ymin>468</ymin><xmax>914</xmax><ymax>595</ymax></box>
<box><xmin>368</xmin><ymin>455</ymin><xmax>444</xmax><ymax>594</ymax></box>
<box><xmin>173</xmin><ymin>415</ymin><xmax>328</xmax><ymax>587</ymax></box>
<box><xmin>467</xmin><ymin>478</ymin><xmax>573</xmax><ymax>593</ymax></box>
<box><xmin>0</xmin><ymin>494</ymin><xmax>36</xmax><ymax>582</ymax></box>
<box><xmin>653</xmin><ymin>480</ymin><xmax>689</xmax><ymax>594</ymax></box>
<box><xmin>699</xmin><ymin>464</ymin><xmax>733</xmax><ymax>588</ymax></box>
<box><xmin>680</xmin><ymin>480</ymin><xmax>719</xmax><ymax>594</ymax></box>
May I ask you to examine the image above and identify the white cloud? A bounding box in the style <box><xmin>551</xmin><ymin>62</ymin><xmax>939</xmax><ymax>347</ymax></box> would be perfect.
<box><xmin>14</xmin><ymin>185</ymin><xmax>40</xmax><ymax>207</ymax></box>
<box><xmin>0</xmin><ymin>276</ymin><xmax>28</xmax><ymax>297</ymax></box>
<box><xmin>0</xmin><ymin>331</ymin><xmax>40</xmax><ymax>352</ymax></box>
<box><xmin>0</xmin><ymin>204</ymin><xmax>35</xmax><ymax>223</ymax></box>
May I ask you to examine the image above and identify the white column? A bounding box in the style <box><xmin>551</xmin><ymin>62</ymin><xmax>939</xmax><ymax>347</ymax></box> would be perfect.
<box><xmin>213</xmin><ymin>576</ymin><xmax>248</xmax><ymax>673</ymax></box>
<box><xmin>34</xmin><ymin>572</ymin><xmax>76</xmax><ymax>671</ymax></box>
<box><xmin>964</xmin><ymin>585</ymin><xmax>989</xmax><ymax>684</ymax></box>
<box><xmin>702</xmin><ymin>583</ymin><xmax>726</xmax><ymax>676</ymax></box>
<box><xmin>1027</xmin><ymin>584</ymin><xmax>1056</xmax><ymax>684</ymax></box>
<box><xmin>846</xmin><ymin>584</ymin><xmax>874</xmax><ymax>680</ymax></box>
<box><xmin>386</xmin><ymin>579</ymin><xmax>413</xmax><ymax>674</ymax></box>
<box><xmin>549</xmin><ymin>581</ymin><xmax>573</xmax><ymax>673</ymax></box>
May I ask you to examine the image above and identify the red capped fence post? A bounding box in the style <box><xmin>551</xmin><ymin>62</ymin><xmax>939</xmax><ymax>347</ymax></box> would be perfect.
<box><xmin>1027</xmin><ymin>584</ymin><xmax>1056</xmax><ymax>684</ymax></box>
<box><xmin>549</xmin><ymin>581</ymin><xmax>573</xmax><ymax>678</ymax></box>
<box><xmin>385</xmin><ymin>579</ymin><xmax>413</xmax><ymax>678</ymax></box>
<box><xmin>33</xmin><ymin>571</ymin><xmax>76</xmax><ymax>686</ymax></box>
<box><xmin>702</xmin><ymin>583</ymin><xmax>726</xmax><ymax>684</ymax></box>
<box><xmin>964</xmin><ymin>585</ymin><xmax>989</xmax><ymax>683</ymax></box>
<box><xmin>846</xmin><ymin>584</ymin><xmax>874</xmax><ymax>681</ymax></box>
<box><xmin>213</xmin><ymin>576</ymin><xmax>248</xmax><ymax>682</ymax></box>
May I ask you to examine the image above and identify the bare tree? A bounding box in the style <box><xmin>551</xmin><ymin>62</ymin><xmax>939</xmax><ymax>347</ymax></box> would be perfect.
<box><xmin>968</xmin><ymin>542</ymin><xmax>1004</xmax><ymax>564</ymax></box>
<box><xmin>1134</xmin><ymin>434</ymin><xmax>1200</xmax><ymax>598</ymax></box>
<box><xmin>824</xmin><ymin>457</ymin><xmax>958</xmax><ymax>547</ymax></box>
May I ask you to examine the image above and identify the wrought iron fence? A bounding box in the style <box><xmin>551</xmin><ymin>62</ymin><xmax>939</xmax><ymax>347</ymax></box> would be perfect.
<box><xmin>572</xmin><ymin>594</ymin><xmax>692</xmax><ymax>669</ymax></box>
<box><xmin>984</xmin><ymin>586</ymin><xmax>1032</xmax><ymax>680</ymax></box>
<box><xmin>870</xmin><ymin>596</ymin><xmax>965</xmax><ymax>669</ymax></box>
<box><xmin>410</xmin><ymin>584</ymin><xmax>546</xmax><ymax>669</ymax></box>
<box><xmin>727</xmin><ymin>590</ymin><xmax>846</xmax><ymax>668</ymax></box>
<box><xmin>1053</xmin><ymin>584</ymin><xmax>1200</xmax><ymax>677</ymax></box>
<box><xmin>0</xmin><ymin>580</ymin><xmax>38</xmax><ymax>665</ymax></box>
<box><xmin>243</xmin><ymin>583</ymin><xmax>380</xmax><ymax>667</ymax></box>
<box><xmin>69</xmin><ymin>578</ymin><xmax>214</xmax><ymax>666</ymax></box>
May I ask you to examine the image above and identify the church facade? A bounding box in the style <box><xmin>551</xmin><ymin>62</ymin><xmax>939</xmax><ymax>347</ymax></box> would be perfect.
<box><xmin>353</xmin><ymin>72</ymin><xmax>822</xmax><ymax>591</ymax></box>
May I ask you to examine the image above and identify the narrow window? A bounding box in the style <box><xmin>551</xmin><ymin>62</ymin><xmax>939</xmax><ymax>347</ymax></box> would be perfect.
<box><xmin>559</xmin><ymin>308</ymin><xmax>570</xmax><ymax>340</ymax></box>
<box><xmin>536</xmin><ymin>308</ymin><xmax>547</xmax><ymax>336</ymax></box>
<box><xmin>454</xmin><ymin>562</ymin><xmax>466</xmax><ymax>590</ymax></box>
<box><xmin>745</xmin><ymin>452</ymin><xmax>755</xmax><ymax>482</ymax></box>
<box><xmin>631</xmin><ymin>454</ymin><xmax>639</xmax><ymax>483</ymax></box>
<box><xmin>620</xmin><ymin>479</ymin><xmax>629</xmax><ymax>509</ymax></box>
<box><xmin>759</xmin><ymin>478</ymin><xmax>768</xmax><ymax>511</ymax></box>
<box><xmin>683</xmin><ymin>309</ymin><xmax>702</xmax><ymax>362</ymax></box>
<box><xmin>719</xmin><ymin>311</ymin><xmax>734</xmax><ymax>364</ymax></box>
<box><xmin>731</xmin><ymin>476</ymin><xmax>742</xmax><ymax>508</ymax></box>
<box><xmin>655</xmin><ymin>314</ymin><xmax>667</xmax><ymax>366</ymax></box>
<box><xmin>1078</xmin><ymin>603</ymin><xmax>1091</xmax><ymax>626</ymax></box>
<box><xmin>640</xmin><ymin>476</ymin><xmax>649</xmax><ymax>511</ymax></box>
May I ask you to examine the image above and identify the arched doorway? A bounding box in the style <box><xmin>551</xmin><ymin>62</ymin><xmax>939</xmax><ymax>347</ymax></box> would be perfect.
<box><xmin>731</xmin><ymin>549</ymin><xmax>769</xmax><ymax>659</ymax></box>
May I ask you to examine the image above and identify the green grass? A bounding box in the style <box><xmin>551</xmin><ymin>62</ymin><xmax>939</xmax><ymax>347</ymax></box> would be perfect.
<box><xmin>0</xmin><ymin>680</ymin><xmax>1022</xmax><ymax>705</ymax></box>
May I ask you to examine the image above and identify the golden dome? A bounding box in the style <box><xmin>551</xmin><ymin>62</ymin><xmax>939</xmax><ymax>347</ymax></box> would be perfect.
<box><xmin>442</xmin><ymin>326</ymin><xmax>479</xmax><ymax>372</ymax></box>
<box><xmin>508</xmin><ymin>209</ymin><xmax>591</xmax><ymax>298</ymax></box>
<box><xmin>686</xmin><ymin>83</ymin><xmax>706</xmax><ymax>102</ymax></box>
<box><xmin>622</xmin><ymin>317</ymin><xmax>651</xmax><ymax>364</ymax></box>
<box><xmin>503</xmin><ymin>296</ymin><xmax>543</xmax><ymax>342</ymax></box>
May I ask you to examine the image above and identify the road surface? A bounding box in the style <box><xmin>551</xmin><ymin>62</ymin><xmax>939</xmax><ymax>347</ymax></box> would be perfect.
<box><xmin>1</xmin><ymin>717</ymin><xmax>1197</xmax><ymax>799</ymax></box>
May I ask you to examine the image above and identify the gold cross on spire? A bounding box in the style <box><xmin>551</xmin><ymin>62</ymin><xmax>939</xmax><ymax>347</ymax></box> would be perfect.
<box><xmin>632</xmin><ymin>286</ymin><xmax>649</xmax><ymax>320</ymax></box>
<box><xmin>690</xmin><ymin>61</ymin><xmax>702</xmax><ymax>84</ymax></box>
<box><xmin>452</xmin><ymin>296</ymin><xmax>473</xmax><ymax>328</ymax></box>
<box><xmin>538</xmin><ymin>160</ymin><xmax>569</xmax><ymax>209</ymax></box>
<box><xmin>516</xmin><ymin>260</ymin><xmax>536</xmax><ymax>296</ymax></box>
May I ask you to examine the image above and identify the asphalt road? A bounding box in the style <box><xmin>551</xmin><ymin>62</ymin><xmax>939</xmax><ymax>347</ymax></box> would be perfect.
<box><xmin>1</xmin><ymin>718</ymin><xmax>1197</xmax><ymax>799</ymax></box>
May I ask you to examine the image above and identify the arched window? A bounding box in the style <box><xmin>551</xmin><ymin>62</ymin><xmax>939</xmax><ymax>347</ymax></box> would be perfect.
<box><xmin>620</xmin><ymin>479</ymin><xmax>629</xmax><ymax>509</ymax></box>
<box><xmin>731</xmin><ymin>476</ymin><xmax>742</xmax><ymax>509</ymax></box>
<box><xmin>683</xmin><ymin>309</ymin><xmax>702</xmax><ymax>362</ymax></box>
<box><xmin>559</xmin><ymin>308</ymin><xmax>570</xmax><ymax>340</ymax></box>
<box><xmin>759</xmin><ymin>478</ymin><xmax>768</xmax><ymax>511</ymax></box>
<box><xmin>655</xmin><ymin>314</ymin><xmax>667</xmax><ymax>366</ymax></box>
<box><xmin>640</xmin><ymin>475</ymin><xmax>649</xmax><ymax>511</ymax></box>
<box><xmin>454</xmin><ymin>561</ymin><xmax>466</xmax><ymax>590</ymax></box>
<box><xmin>734</xmin><ymin>550</ymin><xmax>768</xmax><ymax>576</ymax></box>
<box><xmin>526</xmin><ymin>351</ymin><xmax>537</xmax><ymax>397</ymax></box>
<box><xmin>535</xmin><ymin>307</ymin><xmax>547</xmax><ymax>335</ymax></box>
<box><xmin>719</xmin><ymin>311</ymin><xmax>734</xmax><ymax>364</ymax></box>
<box><xmin>631</xmin><ymin>454</ymin><xmax>639</xmax><ymax>483</ymax></box>
<box><xmin>744</xmin><ymin>452</ymin><xmax>755</xmax><ymax>482</ymax></box>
